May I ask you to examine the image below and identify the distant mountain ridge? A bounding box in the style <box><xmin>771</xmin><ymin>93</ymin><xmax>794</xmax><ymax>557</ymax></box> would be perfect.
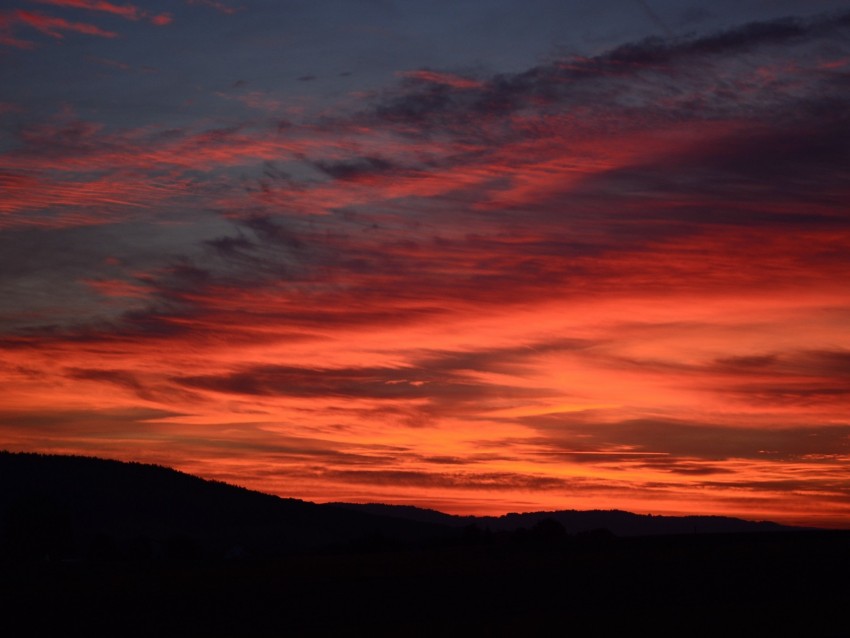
<box><xmin>0</xmin><ymin>451</ymin><xmax>806</xmax><ymax>562</ymax></box>
<box><xmin>327</xmin><ymin>502</ymin><xmax>800</xmax><ymax>536</ymax></box>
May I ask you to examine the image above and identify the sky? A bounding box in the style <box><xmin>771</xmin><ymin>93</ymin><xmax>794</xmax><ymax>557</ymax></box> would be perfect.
<box><xmin>1</xmin><ymin>0</ymin><xmax>849</xmax><ymax>528</ymax></box>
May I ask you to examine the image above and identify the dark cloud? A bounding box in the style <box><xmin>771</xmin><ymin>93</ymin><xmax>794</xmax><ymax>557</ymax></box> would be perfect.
<box><xmin>793</xmin><ymin>350</ymin><xmax>850</xmax><ymax>377</ymax></box>
<box><xmin>312</xmin><ymin>156</ymin><xmax>396</xmax><ymax>181</ymax></box>
<box><xmin>172</xmin><ymin>340</ymin><xmax>588</xmax><ymax>408</ymax></box>
<box><xmin>581</xmin><ymin>114</ymin><xmax>850</xmax><ymax>214</ymax></box>
<box><xmin>420</xmin><ymin>455</ymin><xmax>468</xmax><ymax>465</ymax></box>
<box><xmin>66</xmin><ymin>367</ymin><xmax>205</xmax><ymax>404</ymax></box>
<box><xmin>68</xmin><ymin>367</ymin><xmax>147</xmax><ymax>393</ymax></box>
<box><xmin>711</xmin><ymin>350</ymin><xmax>850</xmax><ymax>406</ymax></box>
<box><xmin>237</xmin><ymin>215</ymin><xmax>305</xmax><ymax>249</ymax></box>
<box><xmin>637</xmin><ymin>460</ymin><xmax>736</xmax><ymax>476</ymax></box>
<box><xmin>204</xmin><ymin>233</ymin><xmax>255</xmax><ymax>255</ymax></box>
<box><xmin>721</xmin><ymin>384</ymin><xmax>850</xmax><ymax>407</ymax></box>
<box><xmin>0</xmin><ymin>407</ymin><xmax>181</xmax><ymax>435</ymax></box>
<box><xmin>606</xmin><ymin>16</ymin><xmax>807</xmax><ymax>65</ymax></box>
<box><xmin>177</xmin><ymin>365</ymin><xmax>436</xmax><ymax>399</ymax></box>
<box><xmin>175</xmin><ymin>362</ymin><xmax>543</xmax><ymax>405</ymax></box>
<box><xmin>523</xmin><ymin>415</ymin><xmax>850</xmax><ymax>462</ymax></box>
<box><xmin>368</xmin><ymin>10</ymin><xmax>850</xmax><ymax>138</ymax></box>
<box><xmin>416</xmin><ymin>338</ymin><xmax>591</xmax><ymax>377</ymax></box>
<box><xmin>698</xmin><ymin>477</ymin><xmax>850</xmax><ymax>502</ymax></box>
<box><xmin>582</xmin><ymin>349</ymin><xmax>850</xmax><ymax>407</ymax></box>
<box><xmin>308</xmin><ymin>468</ymin><xmax>570</xmax><ymax>491</ymax></box>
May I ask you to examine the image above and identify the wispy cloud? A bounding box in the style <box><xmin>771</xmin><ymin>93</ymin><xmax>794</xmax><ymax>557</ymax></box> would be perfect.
<box><xmin>398</xmin><ymin>69</ymin><xmax>484</xmax><ymax>90</ymax></box>
<box><xmin>29</xmin><ymin>0</ymin><xmax>171</xmax><ymax>25</ymax></box>
<box><xmin>0</xmin><ymin>0</ymin><xmax>172</xmax><ymax>48</ymax></box>
<box><xmin>8</xmin><ymin>8</ymin><xmax>118</xmax><ymax>40</ymax></box>
<box><xmin>185</xmin><ymin>0</ymin><xmax>239</xmax><ymax>15</ymax></box>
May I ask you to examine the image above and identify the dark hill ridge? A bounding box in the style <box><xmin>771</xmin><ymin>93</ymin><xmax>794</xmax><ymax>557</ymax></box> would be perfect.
<box><xmin>327</xmin><ymin>502</ymin><xmax>801</xmax><ymax>536</ymax></box>
<box><xmin>0</xmin><ymin>450</ymin><xmax>451</xmax><ymax>559</ymax></box>
<box><xmin>1</xmin><ymin>450</ymin><xmax>807</xmax><ymax>562</ymax></box>
<box><xmin>2</xmin><ymin>451</ymin><xmax>848</xmax><ymax>636</ymax></box>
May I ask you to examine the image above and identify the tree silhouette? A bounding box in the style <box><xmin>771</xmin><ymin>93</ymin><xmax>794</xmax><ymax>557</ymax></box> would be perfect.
<box><xmin>529</xmin><ymin>518</ymin><xmax>568</xmax><ymax>544</ymax></box>
<box><xmin>2</xmin><ymin>493</ymin><xmax>74</xmax><ymax>562</ymax></box>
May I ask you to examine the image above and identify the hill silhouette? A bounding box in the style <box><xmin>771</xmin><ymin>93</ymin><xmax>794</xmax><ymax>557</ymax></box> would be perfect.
<box><xmin>0</xmin><ymin>450</ymin><xmax>449</xmax><ymax>561</ymax></box>
<box><xmin>1</xmin><ymin>450</ymin><xmax>812</xmax><ymax>563</ymax></box>
<box><xmin>1</xmin><ymin>451</ymin><xmax>848</xmax><ymax>636</ymax></box>
<box><xmin>328</xmin><ymin>502</ymin><xmax>798</xmax><ymax>536</ymax></box>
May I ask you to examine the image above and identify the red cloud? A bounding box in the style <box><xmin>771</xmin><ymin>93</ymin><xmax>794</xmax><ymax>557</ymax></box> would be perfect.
<box><xmin>29</xmin><ymin>0</ymin><xmax>172</xmax><ymax>25</ymax></box>
<box><xmin>149</xmin><ymin>12</ymin><xmax>171</xmax><ymax>26</ymax></box>
<box><xmin>82</xmin><ymin>278</ymin><xmax>151</xmax><ymax>299</ymax></box>
<box><xmin>0</xmin><ymin>2</ymin><xmax>172</xmax><ymax>48</ymax></box>
<box><xmin>31</xmin><ymin>0</ymin><xmax>141</xmax><ymax>20</ymax></box>
<box><xmin>0</xmin><ymin>170</ymin><xmax>188</xmax><ymax>227</ymax></box>
<box><xmin>400</xmin><ymin>69</ymin><xmax>484</xmax><ymax>90</ymax></box>
<box><xmin>13</xmin><ymin>9</ymin><xmax>117</xmax><ymax>38</ymax></box>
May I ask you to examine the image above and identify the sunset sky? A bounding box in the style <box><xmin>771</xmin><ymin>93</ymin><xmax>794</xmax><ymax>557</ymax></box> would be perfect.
<box><xmin>2</xmin><ymin>0</ymin><xmax>849</xmax><ymax>528</ymax></box>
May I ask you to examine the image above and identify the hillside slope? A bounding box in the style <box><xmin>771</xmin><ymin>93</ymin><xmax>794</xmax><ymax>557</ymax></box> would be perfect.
<box><xmin>0</xmin><ymin>451</ymin><xmax>450</xmax><ymax>559</ymax></box>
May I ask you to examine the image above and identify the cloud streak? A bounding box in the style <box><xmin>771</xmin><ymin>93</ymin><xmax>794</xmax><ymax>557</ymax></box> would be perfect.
<box><xmin>29</xmin><ymin>0</ymin><xmax>171</xmax><ymax>25</ymax></box>
<box><xmin>6</xmin><ymin>8</ymin><xmax>117</xmax><ymax>40</ymax></box>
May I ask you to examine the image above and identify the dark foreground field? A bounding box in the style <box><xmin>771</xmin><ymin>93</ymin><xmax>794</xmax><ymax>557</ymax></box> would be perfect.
<box><xmin>2</xmin><ymin>530</ymin><xmax>848</xmax><ymax>637</ymax></box>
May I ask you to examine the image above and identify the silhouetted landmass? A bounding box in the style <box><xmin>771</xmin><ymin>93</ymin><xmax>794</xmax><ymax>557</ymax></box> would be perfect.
<box><xmin>1</xmin><ymin>450</ymin><xmax>806</xmax><ymax>565</ymax></box>
<box><xmin>327</xmin><ymin>502</ymin><xmax>801</xmax><ymax>535</ymax></box>
<box><xmin>0</xmin><ymin>450</ymin><xmax>451</xmax><ymax>561</ymax></box>
<box><xmin>1</xmin><ymin>451</ymin><xmax>849</xmax><ymax>636</ymax></box>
